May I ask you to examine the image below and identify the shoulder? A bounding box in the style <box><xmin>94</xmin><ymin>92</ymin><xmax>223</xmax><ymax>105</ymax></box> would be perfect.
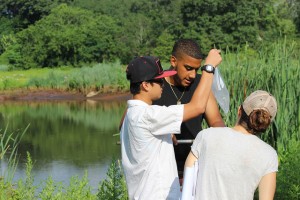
<box><xmin>147</xmin><ymin>104</ymin><xmax>183</xmax><ymax>116</ymax></box>
<box><xmin>261</xmin><ymin>142</ymin><xmax>278</xmax><ymax>159</ymax></box>
<box><xmin>255</xmin><ymin>138</ymin><xmax>277</xmax><ymax>155</ymax></box>
<box><xmin>198</xmin><ymin>127</ymin><xmax>228</xmax><ymax>137</ymax></box>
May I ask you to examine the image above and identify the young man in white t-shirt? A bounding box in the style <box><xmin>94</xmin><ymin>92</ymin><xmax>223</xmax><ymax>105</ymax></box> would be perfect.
<box><xmin>120</xmin><ymin>49</ymin><xmax>222</xmax><ymax>200</ymax></box>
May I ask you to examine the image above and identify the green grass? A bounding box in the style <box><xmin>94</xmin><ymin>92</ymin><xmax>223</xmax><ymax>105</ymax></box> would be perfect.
<box><xmin>0</xmin><ymin>68</ymin><xmax>56</xmax><ymax>90</ymax></box>
<box><xmin>0</xmin><ymin>61</ymin><xmax>129</xmax><ymax>93</ymax></box>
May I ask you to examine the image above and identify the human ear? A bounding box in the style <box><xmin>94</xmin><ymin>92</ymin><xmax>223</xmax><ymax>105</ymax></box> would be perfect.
<box><xmin>141</xmin><ymin>81</ymin><xmax>150</xmax><ymax>92</ymax></box>
<box><xmin>170</xmin><ymin>56</ymin><xmax>177</xmax><ymax>69</ymax></box>
<box><xmin>237</xmin><ymin>106</ymin><xmax>242</xmax><ymax>117</ymax></box>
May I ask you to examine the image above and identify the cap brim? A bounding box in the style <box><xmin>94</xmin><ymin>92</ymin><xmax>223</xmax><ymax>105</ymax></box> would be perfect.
<box><xmin>154</xmin><ymin>70</ymin><xmax>177</xmax><ymax>79</ymax></box>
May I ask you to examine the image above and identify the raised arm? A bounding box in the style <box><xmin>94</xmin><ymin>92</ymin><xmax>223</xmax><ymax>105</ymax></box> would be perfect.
<box><xmin>183</xmin><ymin>49</ymin><xmax>222</xmax><ymax>122</ymax></box>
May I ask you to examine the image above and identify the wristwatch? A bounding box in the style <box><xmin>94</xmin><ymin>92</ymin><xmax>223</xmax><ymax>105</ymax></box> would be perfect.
<box><xmin>201</xmin><ymin>64</ymin><xmax>215</xmax><ymax>74</ymax></box>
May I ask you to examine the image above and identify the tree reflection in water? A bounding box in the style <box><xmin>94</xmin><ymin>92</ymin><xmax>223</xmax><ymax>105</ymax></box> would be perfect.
<box><xmin>0</xmin><ymin>99</ymin><xmax>127</xmax><ymax>191</ymax></box>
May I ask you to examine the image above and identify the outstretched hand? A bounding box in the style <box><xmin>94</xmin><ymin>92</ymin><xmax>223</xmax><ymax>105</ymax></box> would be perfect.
<box><xmin>204</xmin><ymin>49</ymin><xmax>222</xmax><ymax>67</ymax></box>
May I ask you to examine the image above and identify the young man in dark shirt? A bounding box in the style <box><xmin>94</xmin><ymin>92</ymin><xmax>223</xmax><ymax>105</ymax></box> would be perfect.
<box><xmin>153</xmin><ymin>39</ymin><xmax>226</xmax><ymax>180</ymax></box>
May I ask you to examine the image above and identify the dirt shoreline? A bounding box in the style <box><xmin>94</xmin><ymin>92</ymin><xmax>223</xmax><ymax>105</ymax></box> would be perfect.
<box><xmin>0</xmin><ymin>89</ymin><xmax>131</xmax><ymax>102</ymax></box>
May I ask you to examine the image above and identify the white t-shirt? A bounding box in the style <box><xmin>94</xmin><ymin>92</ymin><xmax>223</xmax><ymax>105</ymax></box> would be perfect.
<box><xmin>191</xmin><ymin>127</ymin><xmax>278</xmax><ymax>200</ymax></box>
<box><xmin>121</xmin><ymin>100</ymin><xmax>184</xmax><ymax>200</ymax></box>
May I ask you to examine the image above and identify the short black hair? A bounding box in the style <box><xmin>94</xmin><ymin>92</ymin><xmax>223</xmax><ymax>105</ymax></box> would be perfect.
<box><xmin>171</xmin><ymin>39</ymin><xmax>204</xmax><ymax>59</ymax></box>
<box><xmin>130</xmin><ymin>82</ymin><xmax>141</xmax><ymax>95</ymax></box>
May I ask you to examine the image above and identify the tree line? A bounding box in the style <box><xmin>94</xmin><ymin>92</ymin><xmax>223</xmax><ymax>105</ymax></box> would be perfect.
<box><xmin>0</xmin><ymin>0</ymin><xmax>299</xmax><ymax>69</ymax></box>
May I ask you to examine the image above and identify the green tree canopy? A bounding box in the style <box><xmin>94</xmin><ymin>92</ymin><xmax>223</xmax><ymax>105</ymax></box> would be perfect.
<box><xmin>0</xmin><ymin>0</ymin><xmax>73</xmax><ymax>31</ymax></box>
<box><xmin>6</xmin><ymin>4</ymin><xmax>121</xmax><ymax>68</ymax></box>
<box><xmin>0</xmin><ymin>0</ymin><xmax>298</xmax><ymax>67</ymax></box>
<box><xmin>176</xmin><ymin>0</ymin><xmax>296</xmax><ymax>52</ymax></box>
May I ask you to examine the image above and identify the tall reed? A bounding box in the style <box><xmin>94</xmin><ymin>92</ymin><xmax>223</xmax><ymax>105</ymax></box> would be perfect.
<box><xmin>219</xmin><ymin>38</ymin><xmax>299</xmax><ymax>200</ymax></box>
<box><xmin>220</xmin><ymin>38</ymin><xmax>299</xmax><ymax>150</ymax></box>
<box><xmin>0</xmin><ymin>124</ymin><xmax>29</xmax><ymax>182</ymax></box>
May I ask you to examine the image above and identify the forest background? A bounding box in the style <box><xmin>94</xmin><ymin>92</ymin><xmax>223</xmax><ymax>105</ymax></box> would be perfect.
<box><xmin>0</xmin><ymin>0</ymin><xmax>299</xmax><ymax>69</ymax></box>
<box><xmin>0</xmin><ymin>0</ymin><xmax>299</xmax><ymax>199</ymax></box>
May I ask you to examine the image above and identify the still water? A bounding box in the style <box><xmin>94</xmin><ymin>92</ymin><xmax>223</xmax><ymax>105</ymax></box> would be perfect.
<box><xmin>0</xmin><ymin>98</ymin><xmax>128</xmax><ymax>192</ymax></box>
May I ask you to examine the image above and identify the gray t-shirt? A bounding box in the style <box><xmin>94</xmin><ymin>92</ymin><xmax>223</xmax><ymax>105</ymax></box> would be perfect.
<box><xmin>191</xmin><ymin>127</ymin><xmax>278</xmax><ymax>200</ymax></box>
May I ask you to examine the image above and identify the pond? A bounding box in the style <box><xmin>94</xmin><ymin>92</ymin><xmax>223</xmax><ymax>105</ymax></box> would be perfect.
<box><xmin>0</xmin><ymin>97</ymin><xmax>129</xmax><ymax>192</ymax></box>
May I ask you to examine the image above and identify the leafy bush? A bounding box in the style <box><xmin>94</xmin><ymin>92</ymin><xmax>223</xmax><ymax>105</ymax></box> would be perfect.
<box><xmin>97</xmin><ymin>159</ymin><xmax>128</xmax><ymax>200</ymax></box>
<box><xmin>276</xmin><ymin>140</ymin><xmax>300</xmax><ymax>199</ymax></box>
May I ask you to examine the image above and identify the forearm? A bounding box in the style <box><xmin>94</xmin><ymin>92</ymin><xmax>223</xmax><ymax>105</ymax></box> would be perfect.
<box><xmin>185</xmin><ymin>71</ymin><xmax>214</xmax><ymax>116</ymax></box>
<box><xmin>209</xmin><ymin>119</ymin><xmax>226</xmax><ymax>127</ymax></box>
<box><xmin>183</xmin><ymin>49</ymin><xmax>222</xmax><ymax>121</ymax></box>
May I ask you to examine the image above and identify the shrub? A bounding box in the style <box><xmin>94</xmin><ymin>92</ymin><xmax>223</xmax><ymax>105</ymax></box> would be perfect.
<box><xmin>7</xmin><ymin>4</ymin><xmax>120</xmax><ymax>69</ymax></box>
<box><xmin>276</xmin><ymin>140</ymin><xmax>300</xmax><ymax>199</ymax></box>
<box><xmin>97</xmin><ymin>159</ymin><xmax>128</xmax><ymax>200</ymax></box>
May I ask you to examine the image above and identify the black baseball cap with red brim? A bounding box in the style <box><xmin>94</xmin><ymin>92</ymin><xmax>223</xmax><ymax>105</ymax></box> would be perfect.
<box><xmin>126</xmin><ymin>56</ymin><xmax>177</xmax><ymax>83</ymax></box>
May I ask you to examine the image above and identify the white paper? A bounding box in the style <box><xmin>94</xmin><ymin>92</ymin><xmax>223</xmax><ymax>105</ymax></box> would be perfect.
<box><xmin>181</xmin><ymin>161</ymin><xmax>198</xmax><ymax>200</ymax></box>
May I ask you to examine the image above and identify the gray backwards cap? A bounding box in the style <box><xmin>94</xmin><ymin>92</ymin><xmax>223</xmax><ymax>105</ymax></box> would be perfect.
<box><xmin>242</xmin><ymin>90</ymin><xmax>277</xmax><ymax>121</ymax></box>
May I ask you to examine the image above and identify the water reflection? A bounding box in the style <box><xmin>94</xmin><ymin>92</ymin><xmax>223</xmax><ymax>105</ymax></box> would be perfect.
<box><xmin>0</xmin><ymin>99</ymin><xmax>127</xmax><ymax>191</ymax></box>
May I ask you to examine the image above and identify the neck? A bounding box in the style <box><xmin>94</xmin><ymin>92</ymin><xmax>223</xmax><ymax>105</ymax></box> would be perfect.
<box><xmin>165</xmin><ymin>76</ymin><xmax>183</xmax><ymax>87</ymax></box>
<box><xmin>165</xmin><ymin>76</ymin><xmax>174</xmax><ymax>86</ymax></box>
<box><xmin>232</xmin><ymin>125</ymin><xmax>251</xmax><ymax>135</ymax></box>
<box><xmin>133</xmin><ymin>94</ymin><xmax>152</xmax><ymax>105</ymax></box>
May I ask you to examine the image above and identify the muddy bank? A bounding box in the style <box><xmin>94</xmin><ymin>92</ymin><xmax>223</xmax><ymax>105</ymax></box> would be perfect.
<box><xmin>0</xmin><ymin>89</ymin><xmax>131</xmax><ymax>102</ymax></box>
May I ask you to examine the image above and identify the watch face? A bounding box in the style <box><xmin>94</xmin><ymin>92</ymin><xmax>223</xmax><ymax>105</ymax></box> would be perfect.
<box><xmin>201</xmin><ymin>65</ymin><xmax>215</xmax><ymax>73</ymax></box>
<box><xmin>206</xmin><ymin>65</ymin><xmax>213</xmax><ymax>71</ymax></box>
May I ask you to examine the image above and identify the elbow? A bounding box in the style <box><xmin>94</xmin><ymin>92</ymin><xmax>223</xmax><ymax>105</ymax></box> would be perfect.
<box><xmin>189</xmin><ymin>105</ymin><xmax>205</xmax><ymax>119</ymax></box>
<box><xmin>191</xmin><ymin>100</ymin><xmax>207</xmax><ymax>115</ymax></box>
<box><xmin>196</xmin><ymin>105</ymin><xmax>206</xmax><ymax>115</ymax></box>
<box><xmin>184</xmin><ymin>103</ymin><xmax>206</xmax><ymax>121</ymax></box>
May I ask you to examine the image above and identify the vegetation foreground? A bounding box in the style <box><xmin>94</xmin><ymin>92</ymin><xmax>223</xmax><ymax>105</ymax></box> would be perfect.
<box><xmin>0</xmin><ymin>40</ymin><xmax>299</xmax><ymax>199</ymax></box>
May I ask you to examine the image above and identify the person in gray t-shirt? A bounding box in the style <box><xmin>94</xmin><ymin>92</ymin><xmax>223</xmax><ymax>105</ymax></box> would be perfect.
<box><xmin>183</xmin><ymin>90</ymin><xmax>278</xmax><ymax>200</ymax></box>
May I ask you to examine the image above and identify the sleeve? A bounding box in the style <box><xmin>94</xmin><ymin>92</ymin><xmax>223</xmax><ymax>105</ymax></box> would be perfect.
<box><xmin>146</xmin><ymin>104</ymin><xmax>184</xmax><ymax>136</ymax></box>
<box><xmin>191</xmin><ymin>130</ymin><xmax>206</xmax><ymax>159</ymax></box>
<box><xmin>264</xmin><ymin>149</ymin><xmax>278</xmax><ymax>175</ymax></box>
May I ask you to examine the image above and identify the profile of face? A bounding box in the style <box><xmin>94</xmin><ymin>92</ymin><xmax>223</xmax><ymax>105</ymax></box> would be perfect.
<box><xmin>170</xmin><ymin>53</ymin><xmax>202</xmax><ymax>87</ymax></box>
<box><xmin>147</xmin><ymin>79</ymin><xmax>164</xmax><ymax>100</ymax></box>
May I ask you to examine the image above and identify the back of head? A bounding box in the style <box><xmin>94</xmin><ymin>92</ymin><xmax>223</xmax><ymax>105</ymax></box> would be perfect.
<box><xmin>171</xmin><ymin>39</ymin><xmax>204</xmax><ymax>59</ymax></box>
<box><xmin>238</xmin><ymin>90</ymin><xmax>277</xmax><ymax>135</ymax></box>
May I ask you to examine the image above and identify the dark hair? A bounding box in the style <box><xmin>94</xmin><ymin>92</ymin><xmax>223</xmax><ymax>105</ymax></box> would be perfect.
<box><xmin>130</xmin><ymin>82</ymin><xmax>142</xmax><ymax>95</ymax></box>
<box><xmin>171</xmin><ymin>39</ymin><xmax>204</xmax><ymax>59</ymax></box>
<box><xmin>238</xmin><ymin>106</ymin><xmax>271</xmax><ymax>135</ymax></box>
